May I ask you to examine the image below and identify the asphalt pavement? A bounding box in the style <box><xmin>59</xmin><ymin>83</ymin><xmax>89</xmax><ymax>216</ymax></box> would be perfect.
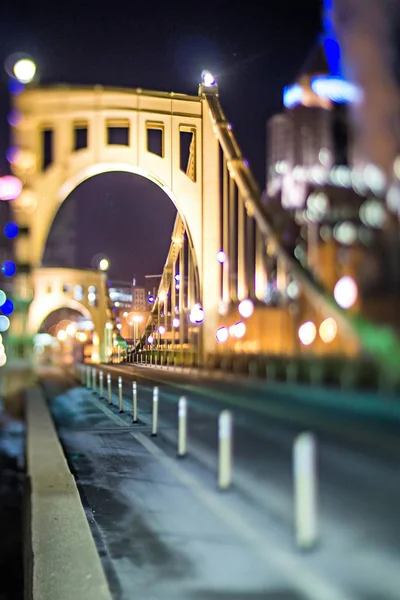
<box><xmin>40</xmin><ymin>366</ymin><xmax>400</xmax><ymax>600</ymax></box>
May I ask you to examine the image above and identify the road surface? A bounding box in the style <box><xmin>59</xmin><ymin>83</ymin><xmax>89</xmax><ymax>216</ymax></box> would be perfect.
<box><xmin>40</xmin><ymin>366</ymin><xmax>400</xmax><ymax>600</ymax></box>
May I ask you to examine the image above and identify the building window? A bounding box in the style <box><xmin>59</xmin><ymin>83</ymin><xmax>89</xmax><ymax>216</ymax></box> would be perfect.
<box><xmin>179</xmin><ymin>126</ymin><xmax>196</xmax><ymax>181</ymax></box>
<box><xmin>146</xmin><ymin>122</ymin><xmax>164</xmax><ymax>157</ymax></box>
<box><xmin>106</xmin><ymin>119</ymin><xmax>130</xmax><ymax>145</ymax></box>
<box><xmin>73</xmin><ymin>122</ymin><xmax>88</xmax><ymax>150</ymax></box>
<box><xmin>62</xmin><ymin>284</ymin><xmax>70</xmax><ymax>293</ymax></box>
<box><xmin>41</xmin><ymin>128</ymin><xmax>54</xmax><ymax>170</ymax></box>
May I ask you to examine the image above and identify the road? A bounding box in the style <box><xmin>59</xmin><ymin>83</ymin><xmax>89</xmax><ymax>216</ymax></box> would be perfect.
<box><xmin>40</xmin><ymin>365</ymin><xmax>400</xmax><ymax>600</ymax></box>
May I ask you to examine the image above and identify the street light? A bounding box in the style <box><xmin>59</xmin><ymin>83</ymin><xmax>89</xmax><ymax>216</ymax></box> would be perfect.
<box><xmin>13</xmin><ymin>58</ymin><xmax>36</xmax><ymax>84</ymax></box>
<box><xmin>99</xmin><ymin>257</ymin><xmax>109</xmax><ymax>271</ymax></box>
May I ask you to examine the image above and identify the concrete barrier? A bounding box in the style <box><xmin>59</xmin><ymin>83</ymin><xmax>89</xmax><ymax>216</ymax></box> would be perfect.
<box><xmin>25</xmin><ymin>386</ymin><xmax>111</xmax><ymax>600</ymax></box>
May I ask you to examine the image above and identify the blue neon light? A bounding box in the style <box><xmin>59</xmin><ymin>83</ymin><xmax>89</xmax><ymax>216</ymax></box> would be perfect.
<box><xmin>322</xmin><ymin>0</ymin><xmax>342</xmax><ymax>76</ymax></box>
<box><xmin>311</xmin><ymin>75</ymin><xmax>362</xmax><ymax>104</ymax></box>
<box><xmin>3</xmin><ymin>222</ymin><xmax>19</xmax><ymax>239</ymax></box>
<box><xmin>2</xmin><ymin>261</ymin><xmax>16</xmax><ymax>277</ymax></box>
<box><xmin>8</xmin><ymin>79</ymin><xmax>24</xmax><ymax>95</ymax></box>
<box><xmin>283</xmin><ymin>84</ymin><xmax>303</xmax><ymax>108</ymax></box>
<box><xmin>1</xmin><ymin>299</ymin><xmax>14</xmax><ymax>316</ymax></box>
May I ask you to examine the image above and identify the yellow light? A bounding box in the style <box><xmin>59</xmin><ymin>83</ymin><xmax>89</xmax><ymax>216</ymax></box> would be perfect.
<box><xmin>66</xmin><ymin>323</ymin><xmax>76</xmax><ymax>337</ymax></box>
<box><xmin>319</xmin><ymin>318</ymin><xmax>337</xmax><ymax>343</ymax></box>
<box><xmin>133</xmin><ymin>315</ymin><xmax>144</xmax><ymax>323</ymax></box>
<box><xmin>298</xmin><ymin>321</ymin><xmax>317</xmax><ymax>346</ymax></box>
<box><xmin>13</xmin><ymin>58</ymin><xmax>36</xmax><ymax>83</ymax></box>
<box><xmin>99</xmin><ymin>258</ymin><xmax>109</xmax><ymax>271</ymax></box>
<box><xmin>334</xmin><ymin>276</ymin><xmax>358</xmax><ymax>309</ymax></box>
<box><xmin>57</xmin><ymin>329</ymin><xmax>67</xmax><ymax>341</ymax></box>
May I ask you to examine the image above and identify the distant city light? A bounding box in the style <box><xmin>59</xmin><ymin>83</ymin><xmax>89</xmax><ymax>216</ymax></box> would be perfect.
<box><xmin>172</xmin><ymin>317</ymin><xmax>180</xmax><ymax>328</ymax></box>
<box><xmin>175</xmin><ymin>273</ymin><xmax>180</xmax><ymax>282</ymax></box>
<box><xmin>8</xmin><ymin>79</ymin><xmax>24</xmax><ymax>95</ymax></box>
<box><xmin>310</xmin><ymin>76</ymin><xmax>362</xmax><ymax>104</ymax></box>
<box><xmin>57</xmin><ymin>329</ymin><xmax>67</xmax><ymax>341</ymax></box>
<box><xmin>229</xmin><ymin>321</ymin><xmax>246</xmax><ymax>339</ymax></box>
<box><xmin>159</xmin><ymin>325</ymin><xmax>166</xmax><ymax>334</ymax></box>
<box><xmin>283</xmin><ymin>83</ymin><xmax>303</xmax><ymax>108</ymax></box>
<box><xmin>334</xmin><ymin>276</ymin><xmax>358</xmax><ymax>309</ymax></box>
<box><xmin>201</xmin><ymin>70</ymin><xmax>216</xmax><ymax>87</ymax></box>
<box><xmin>99</xmin><ymin>257</ymin><xmax>109</xmax><ymax>271</ymax></box>
<box><xmin>0</xmin><ymin>291</ymin><xmax>6</xmax><ymax>307</ymax></box>
<box><xmin>319</xmin><ymin>318</ymin><xmax>337</xmax><ymax>343</ymax></box>
<box><xmin>0</xmin><ymin>316</ymin><xmax>10</xmax><ymax>332</ymax></box>
<box><xmin>2</xmin><ymin>261</ymin><xmax>16</xmax><ymax>277</ymax></box>
<box><xmin>13</xmin><ymin>58</ymin><xmax>36</xmax><ymax>83</ymax></box>
<box><xmin>7</xmin><ymin>110</ymin><xmax>23</xmax><ymax>127</ymax></box>
<box><xmin>216</xmin><ymin>250</ymin><xmax>227</xmax><ymax>264</ymax></box>
<box><xmin>189</xmin><ymin>303</ymin><xmax>204</xmax><ymax>324</ymax></box>
<box><xmin>3</xmin><ymin>222</ymin><xmax>19</xmax><ymax>239</ymax></box>
<box><xmin>238</xmin><ymin>299</ymin><xmax>254</xmax><ymax>319</ymax></box>
<box><xmin>0</xmin><ymin>299</ymin><xmax>14</xmax><ymax>316</ymax></box>
<box><xmin>359</xmin><ymin>199</ymin><xmax>386</xmax><ymax>228</ymax></box>
<box><xmin>0</xmin><ymin>175</ymin><xmax>22</xmax><ymax>201</ymax></box>
<box><xmin>148</xmin><ymin>295</ymin><xmax>155</xmax><ymax>303</ymax></box>
<box><xmin>147</xmin><ymin>335</ymin><xmax>154</xmax><ymax>344</ymax></box>
<box><xmin>298</xmin><ymin>321</ymin><xmax>317</xmax><ymax>346</ymax></box>
<box><xmin>216</xmin><ymin>326</ymin><xmax>229</xmax><ymax>343</ymax></box>
<box><xmin>66</xmin><ymin>323</ymin><xmax>76</xmax><ymax>337</ymax></box>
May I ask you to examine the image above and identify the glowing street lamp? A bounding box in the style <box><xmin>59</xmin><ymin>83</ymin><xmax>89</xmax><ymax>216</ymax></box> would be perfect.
<box><xmin>99</xmin><ymin>257</ymin><xmax>109</xmax><ymax>271</ymax></box>
<box><xmin>13</xmin><ymin>58</ymin><xmax>36</xmax><ymax>84</ymax></box>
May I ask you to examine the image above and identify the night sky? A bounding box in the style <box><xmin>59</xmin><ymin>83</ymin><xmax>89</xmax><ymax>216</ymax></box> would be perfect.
<box><xmin>0</xmin><ymin>0</ymin><xmax>321</xmax><ymax>283</ymax></box>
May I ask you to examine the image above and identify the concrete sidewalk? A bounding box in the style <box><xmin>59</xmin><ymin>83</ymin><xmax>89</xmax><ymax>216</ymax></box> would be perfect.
<box><xmin>25</xmin><ymin>385</ymin><xmax>111</xmax><ymax>600</ymax></box>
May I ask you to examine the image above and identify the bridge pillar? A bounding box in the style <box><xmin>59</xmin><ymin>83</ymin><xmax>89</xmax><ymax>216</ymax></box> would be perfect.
<box><xmin>200</xmin><ymin>101</ymin><xmax>221</xmax><ymax>359</ymax></box>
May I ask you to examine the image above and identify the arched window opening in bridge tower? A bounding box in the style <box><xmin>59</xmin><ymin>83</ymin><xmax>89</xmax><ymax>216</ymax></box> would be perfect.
<box><xmin>146</xmin><ymin>122</ymin><xmax>164</xmax><ymax>157</ymax></box>
<box><xmin>73</xmin><ymin>121</ymin><xmax>88</xmax><ymax>151</ymax></box>
<box><xmin>106</xmin><ymin>119</ymin><xmax>130</xmax><ymax>146</ymax></box>
<box><xmin>179</xmin><ymin>126</ymin><xmax>196</xmax><ymax>182</ymax></box>
<box><xmin>41</xmin><ymin>127</ymin><xmax>53</xmax><ymax>170</ymax></box>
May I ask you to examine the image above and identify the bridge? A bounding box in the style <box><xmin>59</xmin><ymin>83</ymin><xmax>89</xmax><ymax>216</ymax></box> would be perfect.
<box><xmin>6</xmin><ymin>75</ymin><xmax>400</xmax><ymax>380</ymax></box>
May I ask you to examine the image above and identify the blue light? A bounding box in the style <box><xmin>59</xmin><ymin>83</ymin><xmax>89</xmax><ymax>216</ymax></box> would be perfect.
<box><xmin>283</xmin><ymin>84</ymin><xmax>303</xmax><ymax>108</ymax></box>
<box><xmin>148</xmin><ymin>295</ymin><xmax>155</xmax><ymax>303</ymax></box>
<box><xmin>8</xmin><ymin>79</ymin><xmax>24</xmax><ymax>95</ymax></box>
<box><xmin>1</xmin><ymin>299</ymin><xmax>14</xmax><ymax>316</ymax></box>
<box><xmin>322</xmin><ymin>0</ymin><xmax>343</xmax><ymax>76</ymax></box>
<box><xmin>2</xmin><ymin>261</ymin><xmax>16</xmax><ymax>277</ymax></box>
<box><xmin>3</xmin><ymin>222</ymin><xmax>19</xmax><ymax>239</ymax></box>
<box><xmin>311</xmin><ymin>76</ymin><xmax>362</xmax><ymax>104</ymax></box>
<box><xmin>0</xmin><ymin>290</ymin><xmax>6</xmax><ymax>307</ymax></box>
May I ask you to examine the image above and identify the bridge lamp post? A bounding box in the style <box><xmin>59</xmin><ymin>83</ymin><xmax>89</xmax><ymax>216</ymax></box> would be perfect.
<box><xmin>98</xmin><ymin>257</ymin><xmax>109</xmax><ymax>271</ymax></box>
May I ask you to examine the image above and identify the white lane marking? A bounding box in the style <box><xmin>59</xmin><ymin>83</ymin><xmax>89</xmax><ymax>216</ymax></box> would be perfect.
<box><xmin>86</xmin><ymin>393</ymin><xmax>352</xmax><ymax>600</ymax></box>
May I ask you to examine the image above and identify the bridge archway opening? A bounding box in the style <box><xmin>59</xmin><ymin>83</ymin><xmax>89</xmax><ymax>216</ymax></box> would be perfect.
<box><xmin>36</xmin><ymin>306</ymin><xmax>96</xmax><ymax>365</ymax></box>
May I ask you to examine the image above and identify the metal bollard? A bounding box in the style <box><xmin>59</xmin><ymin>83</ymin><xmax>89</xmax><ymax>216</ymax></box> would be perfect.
<box><xmin>218</xmin><ymin>410</ymin><xmax>233</xmax><ymax>490</ymax></box>
<box><xmin>132</xmin><ymin>381</ymin><xmax>138</xmax><ymax>423</ymax></box>
<box><xmin>92</xmin><ymin>368</ymin><xmax>97</xmax><ymax>393</ymax></box>
<box><xmin>151</xmin><ymin>387</ymin><xmax>159</xmax><ymax>436</ymax></box>
<box><xmin>99</xmin><ymin>371</ymin><xmax>104</xmax><ymax>398</ymax></box>
<box><xmin>86</xmin><ymin>366</ymin><xmax>91</xmax><ymax>389</ymax></box>
<box><xmin>118</xmin><ymin>376</ymin><xmax>123</xmax><ymax>412</ymax></box>
<box><xmin>80</xmin><ymin>365</ymin><xmax>85</xmax><ymax>386</ymax></box>
<box><xmin>107</xmin><ymin>373</ymin><xmax>112</xmax><ymax>405</ymax></box>
<box><xmin>293</xmin><ymin>432</ymin><xmax>318</xmax><ymax>550</ymax></box>
<box><xmin>177</xmin><ymin>396</ymin><xmax>187</xmax><ymax>458</ymax></box>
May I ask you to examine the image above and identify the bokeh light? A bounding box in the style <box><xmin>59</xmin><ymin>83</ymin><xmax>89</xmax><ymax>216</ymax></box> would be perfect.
<box><xmin>229</xmin><ymin>321</ymin><xmax>246</xmax><ymax>339</ymax></box>
<box><xmin>57</xmin><ymin>329</ymin><xmax>67</xmax><ymax>341</ymax></box>
<box><xmin>2</xmin><ymin>261</ymin><xmax>16</xmax><ymax>277</ymax></box>
<box><xmin>0</xmin><ymin>316</ymin><xmax>10</xmax><ymax>332</ymax></box>
<box><xmin>238</xmin><ymin>299</ymin><xmax>254</xmax><ymax>319</ymax></box>
<box><xmin>319</xmin><ymin>318</ymin><xmax>338</xmax><ymax>343</ymax></box>
<box><xmin>189</xmin><ymin>303</ymin><xmax>204</xmax><ymax>324</ymax></box>
<box><xmin>298</xmin><ymin>321</ymin><xmax>317</xmax><ymax>346</ymax></box>
<box><xmin>0</xmin><ymin>299</ymin><xmax>14</xmax><ymax>316</ymax></box>
<box><xmin>334</xmin><ymin>276</ymin><xmax>358</xmax><ymax>309</ymax></box>
<box><xmin>159</xmin><ymin>325</ymin><xmax>166</xmax><ymax>334</ymax></box>
<box><xmin>13</xmin><ymin>58</ymin><xmax>36</xmax><ymax>83</ymax></box>
<box><xmin>8</xmin><ymin>79</ymin><xmax>24</xmax><ymax>95</ymax></box>
<box><xmin>216</xmin><ymin>250</ymin><xmax>227</xmax><ymax>264</ymax></box>
<box><xmin>0</xmin><ymin>291</ymin><xmax>6</xmax><ymax>307</ymax></box>
<box><xmin>216</xmin><ymin>326</ymin><xmax>229</xmax><ymax>343</ymax></box>
<box><xmin>7</xmin><ymin>110</ymin><xmax>23</xmax><ymax>127</ymax></box>
<box><xmin>3</xmin><ymin>222</ymin><xmax>19</xmax><ymax>239</ymax></box>
<box><xmin>0</xmin><ymin>176</ymin><xmax>23</xmax><ymax>201</ymax></box>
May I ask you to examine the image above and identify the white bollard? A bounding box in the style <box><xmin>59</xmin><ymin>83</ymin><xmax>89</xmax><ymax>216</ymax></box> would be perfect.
<box><xmin>177</xmin><ymin>396</ymin><xmax>187</xmax><ymax>458</ymax></box>
<box><xmin>92</xmin><ymin>368</ymin><xmax>97</xmax><ymax>393</ymax></box>
<box><xmin>99</xmin><ymin>371</ymin><xmax>104</xmax><ymax>399</ymax></box>
<box><xmin>218</xmin><ymin>410</ymin><xmax>233</xmax><ymax>490</ymax></box>
<box><xmin>118</xmin><ymin>376</ymin><xmax>123</xmax><ymax>412</ymax></box>
<box><xmin>293</xmin><ymin>432</ymin><xmax>318</xmax><ymax>550</ymax></box>
<box><xmin>86</xmin><ymin>366</ymin><xmax>91</xmax><ymax>389</ymax></box>
<box><xmin>107</xmin><ymin>373</ymin><xmax>112</xmax><ymax>405</ymax></box>
<box><xmin>151</xmin><ymin>387</ymin><xmax>159</xmax><ymax>436</ymax></box>
<box><xmin>132</xmin><ymin>381</ymin><xmax>138</xmax><ymax>423</ymax></box>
